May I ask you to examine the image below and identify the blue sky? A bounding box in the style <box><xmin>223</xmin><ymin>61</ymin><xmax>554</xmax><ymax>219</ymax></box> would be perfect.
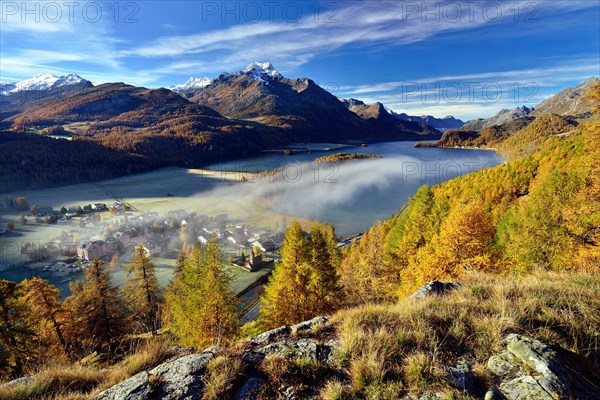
<box><xmin>1</xmin><ymin>0</ymin><xmax>599</xmax><ymax>120</ymax></box>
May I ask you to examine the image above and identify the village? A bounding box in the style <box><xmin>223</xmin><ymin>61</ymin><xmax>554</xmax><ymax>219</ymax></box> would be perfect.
<box><xmin>8</xmin><ymin>199</ymin><xmax>287</xmax><ymax>287</ymax></box>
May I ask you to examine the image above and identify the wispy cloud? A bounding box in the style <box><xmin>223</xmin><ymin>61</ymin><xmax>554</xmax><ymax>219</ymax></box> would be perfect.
<box><xmin>0</xmin><ymin>0</ymin><xmax>597</xmax><ymax>119</ymax></box>
<box><xmin>121</xmin><ymin>0</ymin><xmax>598</xmax><ymax>76</ymax></box>
<box><xmin>333</xmin><ymin>57</ymin><xmax>599</xmax><ymax>119</ymax></box>
<box><xmin>339</xmin><ymin>59</ymin><xmax>600</xmax><ymax>95</ymax></box>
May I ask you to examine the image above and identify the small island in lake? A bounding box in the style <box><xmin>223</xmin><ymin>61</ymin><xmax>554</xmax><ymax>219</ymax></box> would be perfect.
<box><xmin>314</xmin><ymin>152</ymin><xmax>381</xmax><ymax>163</ymax></box>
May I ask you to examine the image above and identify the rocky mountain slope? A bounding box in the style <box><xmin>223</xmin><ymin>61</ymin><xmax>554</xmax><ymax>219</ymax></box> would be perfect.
<box><xmin>390</xmin><ymin>112</ymin><xmax>464</xmax><ymax>131</ymax></box>
<box><xmin>460</xmin><ymin>77</ymin><xmax>599</xmax><ymax>132</ymax></box>
<box><xmin>461</xmin><ymin>106</ymin><xmax>534</xmax><ymax>131</ymax></box>
<box><xmin>532</xmin><ymin>76</ymin><xmax>600</xmax><ymax>117</ymax></box>
<box><xmin>420</xmin><ymin>77</ymin><xmax>600</xmax><ymax>151</ymax></box>
<box><xmin>4</xmin><ymin>83</ymin><xmax>224</xmax><ymax>126</ymax></box>
<box><xmin>0</xmin><ymin>73</ymin><xmax>91</xmax><ymax>95</ymax></box>
<box><xmin>0</xmin><ymin>74</ymin><xmax>93</xmax><ymax>120</ymax></box>
<box><xmin>176</xmin><ymin>63</ymin><xmax>439</xmax><ymax>142</ymax></box>
<box><xmin>339</xmin><ymin>99</ymin><xmax>437</xmax><ymax>139</ymax></box>
<box><xmin>169</xmin><ymin>77</ymin><xmax>214</xmax><ymax>93</ymax></box>
<box><xmin>340</xmin><ymin>97</ymin><xmax>464</xmax><ymax>131</ymax></box>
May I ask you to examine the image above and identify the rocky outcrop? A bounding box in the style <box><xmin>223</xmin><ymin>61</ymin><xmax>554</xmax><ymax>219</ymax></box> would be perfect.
<box><xmin>443</xmin><ymin>359</ymin><xmax>474</xmax><ymax>394</ymax></box>
<box><xmin>91</xmin><ymin>315</ymin><xmax>600</xmax><ymax>400</ymax></box>
<box><xmin>93</xmin><ymin>316</ymin><xmax>334</xmax><ymax>400</ymax></box>
<box><xmin>93</xmin><ymin>351</ymin><xmax>217</xmax><ymax>400</ymax></box>
<box><xmin>485</xmin><ymin>334</ymin><xmax>600</xmax><ymax>400</ymax></box>
<box><xmin>408</xmin><ymin>281</ymin><xmax>460</xmax><ymax>299</ymax></box>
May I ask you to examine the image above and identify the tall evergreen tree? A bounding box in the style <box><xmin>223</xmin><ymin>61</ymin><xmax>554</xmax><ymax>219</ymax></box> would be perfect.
<box><xmin>22</xmin><ymin>277</ymin><xmax>73</xmax><ymax>359</ymax></box>
<box><xmin>122</xmin><ymin>245</ymin><xmax>162</xmax><ymax>334</ymax></box>
<box><xmin>67</xmin><ymin>259</ymin><xmax>127</xmax><ymax>354</ymax></box>
<box><xmin>165</xmin><ymin>236</ymin><xmax>238</xmax><ymax>348</ymax></box>
<box><xmin>0</xmin><ymin>280</ymin><xmax>36</xmax><ymax>380</ymax></box>
<box><xmin>260</xmin><ymin>222</ymin><xmax>308</xmax><ymax>328</ymax></box>
<box><xmin>261</xmin><ymin>222</ymin><xmax>342</xmax><ymax>329</ymax></box>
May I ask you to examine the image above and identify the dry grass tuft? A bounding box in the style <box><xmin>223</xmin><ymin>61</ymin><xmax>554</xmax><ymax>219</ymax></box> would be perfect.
<box><xmin>0</xmin><ymin>337</ymin><xmax>176</xmax><ymax>400</ymax></box>
<box><xmin>330</xmin><ymin>270</ymin><xmax>600</xmax><ymax>397</ymax></box>
<box><xmin>320</xmin><ymin>380</ymin><xmax>356</xmax><ymax>400</ymax></box>
<box><xmin>201</xmin><ymin>355</ymin><xmax>243</xmax><ymax>400</ymax></box>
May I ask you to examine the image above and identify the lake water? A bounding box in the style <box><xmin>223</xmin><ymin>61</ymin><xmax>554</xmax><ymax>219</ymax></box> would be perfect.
<box><xmin>0</xmin><ymin>141</ymin><xmax>501</xmax><ymax>294</ymax></box>
<box><xmin>207</xmin><ymin>141</ymin><xmax>502</xmax><ymax>236</ymax></box>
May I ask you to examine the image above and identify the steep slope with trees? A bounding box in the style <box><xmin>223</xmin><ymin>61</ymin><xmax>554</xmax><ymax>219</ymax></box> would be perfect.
<box><xmin>342</xmin><ymin>113</ymin><xmax>599</xmax><ymax>299</ymax></box>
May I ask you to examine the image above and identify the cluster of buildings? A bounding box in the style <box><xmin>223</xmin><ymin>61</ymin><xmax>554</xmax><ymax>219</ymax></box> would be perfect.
<box><xmin>29</xmin><ymin>207</ymin><xmax>285</xmax><ymax>275</ymax></box>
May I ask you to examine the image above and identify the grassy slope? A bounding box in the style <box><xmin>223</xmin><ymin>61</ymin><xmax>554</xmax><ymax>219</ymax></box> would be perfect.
<box><xmin>2</xmin><ymin>271</ymin><xmax>598</xmax><ymax>399</ymax></box>
<box><xmin>329</xmin><ymin>271</ymin><xmax>600</xmax><ymax>399</ymax></box>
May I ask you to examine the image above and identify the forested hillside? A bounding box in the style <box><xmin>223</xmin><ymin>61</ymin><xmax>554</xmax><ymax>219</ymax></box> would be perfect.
<box><xmin>342</xmin><ymin>115</ymin><xmax>600</xmax><ymax>300</ymax></box>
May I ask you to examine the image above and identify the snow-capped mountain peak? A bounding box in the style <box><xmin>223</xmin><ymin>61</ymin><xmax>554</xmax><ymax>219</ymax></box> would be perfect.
<box><xmin>243</xmin><ymin>62</ymin><xmax>283</xmax><ymax>82</ymax></box>
<box><xmin>169</xmin><ymin>77</ymin><xmax>213</xmax><ymax>93</ymax></box>
<box><xmin>1</xmin><ymin>73</ymin><xmax>91</xmax><ymax>95</ymax></box>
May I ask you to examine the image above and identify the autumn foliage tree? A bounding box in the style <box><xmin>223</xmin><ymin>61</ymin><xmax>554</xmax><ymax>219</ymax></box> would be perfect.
<box><xmin>260</xmin><ymin>222</ymin><xmax>341</xmax><ymax>329</ymax></box>
<box><xmin>339</xmin><ymin>221</ymin><xmax>398</xmax><ymax>304</ymax></box>
<box><xmin>165</xmin><ymin>236</ymin><xmax>239</xmax><ymax>348</ymax></box>
<box><xmin>305</xmin><ymin>225</ymin><xmax>343</xmax><ymax>317</ymax></box>
<box><xmin>0</xmin><ymin>280</ymin><xmax>36</xmax><ymax>380</ymax></box>
<box><xmin>67</xmin><ymin>259</ymin><xmax>128</xmax><ymax>355</ymax></box>
<box><xmin>121</xmin><ymin>245</ymin><xmax>163</xmax><ymax>334</ymax></box>
<box><xmin>398</xmin><ymin>201</ymin><xmax>495</xmax><ymax>296</ymax></box>
<box><xmin>22</xmin><ymin>278</ymin><xmax>74</xmax><ymax>361</ymax></box>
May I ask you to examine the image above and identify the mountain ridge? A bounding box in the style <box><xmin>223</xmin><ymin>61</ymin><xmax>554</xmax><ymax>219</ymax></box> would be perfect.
<box><xmin>340</xmin><ymin>97</ymin><xmax>465</xmax><ymax>131</ymax></box>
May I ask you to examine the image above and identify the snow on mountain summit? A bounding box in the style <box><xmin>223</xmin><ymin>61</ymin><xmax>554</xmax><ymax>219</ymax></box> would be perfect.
<box><xmin>0</xmin><ymin>73</ymin><xmax>91</xmax><ymax>95</ymax></box>
<box><xmin>243</xmin><ymin>62</ymin><xmax>283</xmax><ymax>81</ymax></box>
<box><xmin>169</xmin><ymin>77</ymin><xmax>213</xmax><ymax>93</ymax></box>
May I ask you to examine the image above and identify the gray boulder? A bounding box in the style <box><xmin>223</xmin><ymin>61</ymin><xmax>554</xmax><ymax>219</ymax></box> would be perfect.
<box><xmin>256</xmin><ymin>339</ymin><xmax>319</xmax><ymax>361</ymax></box>
<box><xmin>443</xmin><ymin>359</ymin><xmax>474</xmax><ymax>395</ymax></box>
<box><xmin>409</xmin><ymin>281</ymin><xmax>460</xmax><ymax>299</ymax></box>
<box><xmin>1</xmin><ymin>376</ymin><xmax>34</xmax><ymax>388</ymax></box>
<box><xmin>321</xmin><ymin>339</ymin><xmax>341</xmax><ymax>364</ymax></box>
<box><xmin>248</xmin><ymin>326</ymin><xmax>291</xmax><ymax>345</ymax></box>
<box><xmin>291</xmin><ymin>316</ymin><xmax>329</xmax><ymax>334</ymax></box>
<box><xmin>233</xmin><ymin>376</ymin><xmax>262</xmax><ymax>400</ymax></box>
<box><xmin>92</xmin><ymin>351</ymin><xmax>215</xmax><ymax>400</ymax></box>
<box><xmin>486</xmin><ymin>334</ymin><xmax>600</xmax><ymax>400</ymax></box>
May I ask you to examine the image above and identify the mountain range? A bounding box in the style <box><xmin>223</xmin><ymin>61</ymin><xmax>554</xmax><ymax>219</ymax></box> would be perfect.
<box><xmin>0</xmin><ymin>63</ymin><xmax>440</xmax><ymax>191</ymax></box>
<box><xmin>169</xmin><ymin>62</ymin><xmax>438</xmax><ymax>141</ymax></box>
<box><xmin>460</xmin><ymin>77</ymin><xmax>599</xmax><ymax>131</ymax></box>
<box><xmin>419</xmin><ymin>77</ymin><xmax>599</xmax><ymax>152</ymax></box>
<box><xmin>461</xmin><ymin>106</ymin><xmax>534</xmax><ymax>131</ymax></box>
<box><xmin>1</xmin><ymin>66</ymin><xmax>597</xmax><ymax>191</ymax></box>
<box><xmin>0</xmin><ymin>64</ymin><xmax>446</xmax><ymax>137</ymax></box>
<box><xmin>0</xmin><ymin>73</ymin><xmax>92</xmax><ymax>95</ymax></box>
<box><xmin>339</xmin><ymin>98</ymin><xmax>464</xmax><ymax>131</ymax></box>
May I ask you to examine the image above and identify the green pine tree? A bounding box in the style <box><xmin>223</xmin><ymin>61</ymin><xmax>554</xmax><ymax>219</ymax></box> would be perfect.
<box><xmin>122</xmin><ymin>245</ymin><xmax>163</xmax><ymax>334</ymax></box>
<box><xmin>165</xmin><ymin>236</ymin><xmax>239</xmax><ymax>349</ymax></box>
<box><xmin>260</xmin><ymin>221</ymin><xmax>308</xmax><ymax>328</ymax></box>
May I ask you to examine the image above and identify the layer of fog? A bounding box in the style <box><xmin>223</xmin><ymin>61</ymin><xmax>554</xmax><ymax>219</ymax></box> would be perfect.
<box><xmin>195</xmin><ymin>154</ymin><xmax>499</xmax><ymax>234</ymax></box>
